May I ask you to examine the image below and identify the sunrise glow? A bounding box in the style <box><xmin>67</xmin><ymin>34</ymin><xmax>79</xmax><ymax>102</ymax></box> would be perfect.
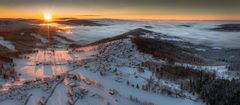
<box><xmin>43</xmin><ymin>12</ymin><xmax>52</xmax><ymax>21</ymax></box>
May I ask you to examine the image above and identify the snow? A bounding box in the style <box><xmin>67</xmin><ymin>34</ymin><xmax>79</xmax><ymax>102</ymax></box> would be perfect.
<box><xmin>52</xmin><ymin>36</ymin><xmax>68</xmax><ymax>44</ymax></box>
<box><xmin>30</xmin><ymin>33</ymin><xmax>48</xmax><ymax>44</ymax></box>
<box><xmin>8</xmin><ymin>37</ymin><xmax>203</xmax><ymax>105</ymax></box>
<box><xmin>180</xmin><ymin>63</ymin><xmax>235</xmax><ymax>79</ymax></box>
<box><xmin>0</xmin><ymin>99</ymin><xmax>18</xmax><ymax>105</ymax></box>
<box><xmin>0</xmin><ymin>36</ymin><xmax>15</xmax><ymax>50</ymax></box>
<box><xmin>47</xmin><ymin>84</ymin><xmax>67</xmax><ymax>105</ymax></box>
<box><xmin>14</xmin><ymin>49</ymin><xmax>95</xmax><ymax>79</ymax></box>
<box><xmin>195</xmin><ymin>48</ymin><xmax>206</xmax><ymax>51</ymax></box>
<box><xmin>70</xmin><ymin>39</ymin><xmax>201</xmax><ymax>104</ymax></box>
<box><xmin>73</xmin><ymin>69</ymin><xmax>202</xmax><ymax>105</ymax></box>
<box><xmin>27</xmin><ymin>89</ymin><xmax>47</xmax><ymax>105</ymax></box>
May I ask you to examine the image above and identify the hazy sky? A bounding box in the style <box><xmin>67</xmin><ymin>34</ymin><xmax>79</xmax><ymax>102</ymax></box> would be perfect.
<box><xmin>0</xmin><ymin>0</ymin><xmax>240</xmax><ymax>20</ymax></box>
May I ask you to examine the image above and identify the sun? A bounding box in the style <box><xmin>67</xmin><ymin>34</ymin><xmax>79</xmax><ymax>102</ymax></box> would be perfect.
<box><xmin>43</xmin><ymin>12</ymin><xmax>52</xmax><ymax>21</ymax></box>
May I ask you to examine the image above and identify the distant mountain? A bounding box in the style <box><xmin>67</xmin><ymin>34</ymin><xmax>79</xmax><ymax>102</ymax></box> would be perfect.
<box><xmin>210</xmin><ymin>24</ymin><xmax>240</xmax><ymax>32</ymax></box>
<box><xmin>54</xmin><ymin>19</ymin><xmax>105</xmax><ymax>26</ymax></box>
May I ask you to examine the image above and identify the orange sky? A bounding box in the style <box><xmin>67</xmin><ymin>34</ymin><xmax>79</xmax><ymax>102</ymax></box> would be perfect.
<box><xmin>0</xmin><ymin>0</ymin><xmax>240</xmax><ymax>20</ymax></box>
<box><xmin>1</xmin><ymin>9</ymin><xmax>239</xmax><ymax>21</ymax></box>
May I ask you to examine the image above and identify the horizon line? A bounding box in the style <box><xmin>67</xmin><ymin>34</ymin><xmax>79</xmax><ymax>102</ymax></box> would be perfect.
<box><xmin>0</xmin><ymin>17</ymin><xmax>240</xmax><ymax>22</ymax></box>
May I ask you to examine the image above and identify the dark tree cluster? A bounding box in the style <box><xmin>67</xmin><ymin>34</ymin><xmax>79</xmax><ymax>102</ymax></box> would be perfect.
<box><xmin>132</xmin><ymin>37</ymin><xmax>204</xmax><ymax>64</ymax></box>
<box><xmin>228</xmin><ymin>62</ymin><xmax>240</xmax><ymax>71</ymax></box>
<box><xmin>0</xmin><ymin>61</ymin><xmax>19</xmax><ymax>80</ymax></box>
<box><xmin>129</xmin><ymin>95</ymin><xmax>154</xmax><ymax>105</ymax></box>
<box><xmin>156</xmin><ymin>64</ymin><xmax>240</xmax><ymax>105</ymax></box>
<box><xmin>155</xmin><ymin>64</ymin><xmax>215</xmax><ymax>81</ymax></box>
<box><xmin>210</xmin><ymin>24</ymin><xmax>240</xmax><ymax>32</ymax></box>
<box><xmin>54</xmin><ymin>19</ymin><xmax>104</xmax><ymax>26</ymax></box>
<box><xmin>186</xmin><ymin>79</ymin><xmax>240</xmax><ymax>105</ymax></box>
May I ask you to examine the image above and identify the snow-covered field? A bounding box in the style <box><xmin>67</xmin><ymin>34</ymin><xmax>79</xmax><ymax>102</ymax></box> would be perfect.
<box><xmin>14</xmin><ymin>49</ymin><xmax>96</xmax><ymax>79</ymax></box>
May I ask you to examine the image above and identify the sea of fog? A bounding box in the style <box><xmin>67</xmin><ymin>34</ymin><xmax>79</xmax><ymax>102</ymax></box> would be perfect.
<box><xmin>60</xmin><ymin>20</ymin><xmax>240</xmax><ymax>49</ymax></box>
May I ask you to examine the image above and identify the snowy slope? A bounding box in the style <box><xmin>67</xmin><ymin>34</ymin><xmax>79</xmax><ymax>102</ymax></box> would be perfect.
<box><xmin>0</xmin><ymin>37</ymin><xmax>15</xmax><ymax>50</ymax></box>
